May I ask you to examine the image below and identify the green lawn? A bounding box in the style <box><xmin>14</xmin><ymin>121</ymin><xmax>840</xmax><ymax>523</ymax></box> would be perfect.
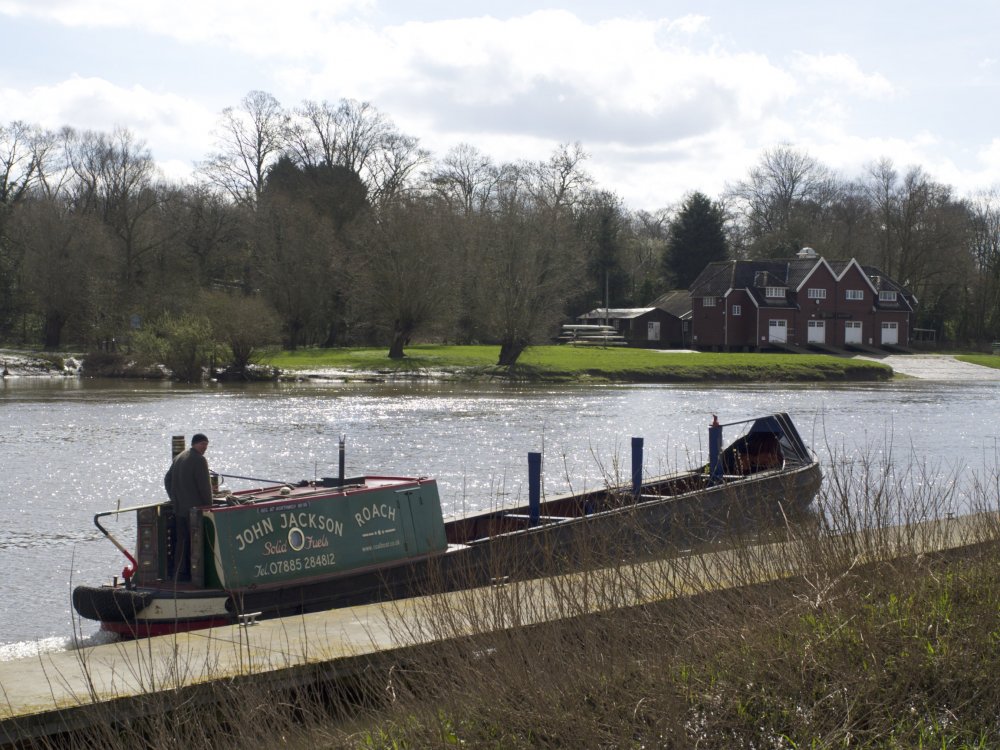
<box><xmin>267</xmin><ymin>345</ymin><xmax>892</xmax><ymax>382</ymax></box>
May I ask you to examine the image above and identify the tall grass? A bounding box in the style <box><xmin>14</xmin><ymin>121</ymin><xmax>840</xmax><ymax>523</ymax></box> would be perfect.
<box><xmin>10</xmin><ymin>450</ymin><xmax>1000</xmax><ymax>749</ymax></box>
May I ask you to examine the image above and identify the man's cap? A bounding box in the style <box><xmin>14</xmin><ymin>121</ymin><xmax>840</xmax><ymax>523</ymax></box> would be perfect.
<box><xmin>191</xmin><ymin>433</ymin><xmax>209</xmax><ymax>445</ymax></box>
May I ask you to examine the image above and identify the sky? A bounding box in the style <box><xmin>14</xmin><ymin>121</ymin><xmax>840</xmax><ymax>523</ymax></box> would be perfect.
<box><xmin>1</xmin><ymin>0</ymin><xmax>997</xmax><ymax>211</ymax></box>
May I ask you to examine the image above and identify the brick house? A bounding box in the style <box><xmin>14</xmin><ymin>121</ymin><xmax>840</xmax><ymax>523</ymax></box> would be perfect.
<box><xmin>688</xmin><ymin>248</ymin><xmax>917</xmax><ymax>351</ymax></box>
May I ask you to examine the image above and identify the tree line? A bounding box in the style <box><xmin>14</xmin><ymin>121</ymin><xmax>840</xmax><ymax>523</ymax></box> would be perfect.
<box><xmin>1</xmin><ymin>90</ymin><xmax>998</xmax><ymax>375</ymax></box>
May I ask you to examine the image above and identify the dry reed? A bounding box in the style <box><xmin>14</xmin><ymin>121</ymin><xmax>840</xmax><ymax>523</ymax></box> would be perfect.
<box><xmin>7</xmin><ymin>446</ymin><xmax>1000</xmax><ymax>750</ymax></box>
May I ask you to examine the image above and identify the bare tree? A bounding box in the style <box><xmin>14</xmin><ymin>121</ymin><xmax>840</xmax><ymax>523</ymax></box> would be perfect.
<box><xmin>531</xmin><ymin>142</ymin><xmax>592</xmax><ymax>213</ymax></box>
<box><xmin>10</xmin><ymin>196</ymin><xmax>110</xmax><ymax>348</ymax></box>
<box><xmin>820</xmin><ymin>180</ymin><xmax>877</xmax><ymax>262</ymax></box>
<box><xmin>862</xmin><ymin>157</ymin><xmax>900</xmax><ymax>275</ymax></box>
<box><xmin>290</xmin><ymin>98</ymin><xmax>428</xmax><ymax>207</ymax></box>
<box><xmin>968</xmin><ymin>188</ymin><xmax>1000</xmax><ymax>274</ymax></box>
<box><xmin>200</xmin><ymin>90</ymin><xmax>290</xmax><ymax>207</ymax></box>
<box><xmin>65</xmin><ymin>127</ymin><xmax>167</xmax><ymax>293</ymax></box>
<box><xmin>428</xmin><ymin>143</ymin><xmax>498</xmax><ymax>215</ymax></box>
<box><xmin>0</xmin><ymin>121</ymin><xmax>45</xmax><ymax>207</ymax></box>
<box><xmin>0</xmin><ymin>121</ymin><xmax>44</xmax><ymax>334</ymax></box>
<box><xmin>478</xmin><ymin>149</ymin><xmax>588</xmax><ymax>369</ymax></box>
<box><xmin>632</xmin><ymin>207</ymin><xmax>673</xmax><ymax>242</ymax></box>
<box><xmin>963</xmin><ymin>188</ymin><xmax>1000</xmax><ymax>341</ymax></box>
<box><xmin>725</xmin><ymin>144</ymin><xmax>837</xmax><ymax>257</ymax></box>
<box><xmin>621</xmin><ymin>210</ymin><xmax>671</xmax><ymax>303</ymax></box>
<box><xmin>167</xmin><ymin>184</ymin><xmax>248</xmax><ymax>287</ymax></box>
<box><xmin>254</xmin><ymin>192</ymin><xmax>340</xmax><ymax>350</ymax></box>
<box><xmin>350</xmin><ymin>197</ymin><xmax>456</xmax><ymax>359</ymax></box>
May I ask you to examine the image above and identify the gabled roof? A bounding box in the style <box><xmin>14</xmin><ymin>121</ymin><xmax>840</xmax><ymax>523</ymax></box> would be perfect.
<box><xmin>861</xmin><ymin>265</ymin><xmax>918</xmax><ymax>311</ymax></box>
<box><xmin>690</xmin><ymin>261</ymin><xmax>738</xmax><ymax>297</ymax></box>
<box><xmin>790</xmin><ymin>257</ymin><xmax>835</xmax><ymax>290</ymax></box>
<box><xmin>690</xmin><ymin>260</ymin><xmax>794</xmax><ymax>308</ymax></box>
<box><xmin>689</xmin><ymin>254</ymin><xmax>915</xmax><ymax>312</ymax></box>
<box><xmin>835</xmin><ymin>258</ymin><xmax>881</xmax><ymax>294</ymax></box>
<box><xmin>650</xmin><ymin>289</ymin><xmax>692</xmax><ymax>319</ymax></box>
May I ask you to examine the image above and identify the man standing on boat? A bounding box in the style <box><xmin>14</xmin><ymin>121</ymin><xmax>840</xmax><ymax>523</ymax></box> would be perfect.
<box><xmin>164</xmin><ymin>433</ymin><xmax>212</xmax><ymax>581</ymax></box>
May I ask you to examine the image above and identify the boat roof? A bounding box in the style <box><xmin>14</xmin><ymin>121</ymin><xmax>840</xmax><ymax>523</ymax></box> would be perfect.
<box><xmin>221</xmin><ymin>475</ymin><xmax>431</xmax><ymax>508</ymax></box>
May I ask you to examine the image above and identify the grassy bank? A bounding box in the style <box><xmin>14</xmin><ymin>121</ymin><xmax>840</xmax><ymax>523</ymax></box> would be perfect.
<box><xmin>270</xmin><ymin>345</ymin><xmax>893</xmax><ymax>383</ymax></box>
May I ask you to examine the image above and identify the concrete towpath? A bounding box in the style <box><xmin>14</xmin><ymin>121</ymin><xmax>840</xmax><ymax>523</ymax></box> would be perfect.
<box><xmin>855</xmin><ymin>354</ymin><xmax>1000</xmax><ymax>381</ymax></box>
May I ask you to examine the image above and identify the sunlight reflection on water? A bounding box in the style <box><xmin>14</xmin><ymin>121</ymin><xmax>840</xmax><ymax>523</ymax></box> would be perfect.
<box><xmin>3</xmin><ymin>376</ymin><xmax>999</xmax><ymax>649</ymax></box>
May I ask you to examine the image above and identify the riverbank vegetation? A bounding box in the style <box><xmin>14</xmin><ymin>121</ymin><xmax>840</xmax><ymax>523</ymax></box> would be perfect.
<box><xmin>2</xmin><ymin>101</ymin><xmax>1000</xmax><ymax>370</ymax></box>
<box><xmin>20</xmin><ymin>454</ymin><xmax>1000</xmax><ymax>748</ymax></box>
<box><xmin>2</xmin><ymin>344</ymin><xmax>894</xmax><ymax>382</ymax></box>
<box><xmin>272</xmin><ymin>345</ymin><xmax>893</xmax><ymax>382</ymax></box>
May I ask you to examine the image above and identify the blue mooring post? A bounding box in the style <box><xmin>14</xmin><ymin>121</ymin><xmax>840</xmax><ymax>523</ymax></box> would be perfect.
<box><xmin>709</xmin><ymin>415</ymin><xmax>723</xmax><ymax>483</ymax></box>
<box><xmin>631</xmin><ymin>436</ymin><xmax>644</xmax><ymax>498</ymax></box>
<box><xmin>528</xmin><ymin>452</ymin><xmax>542</xmax><ymax>527</ymax></box>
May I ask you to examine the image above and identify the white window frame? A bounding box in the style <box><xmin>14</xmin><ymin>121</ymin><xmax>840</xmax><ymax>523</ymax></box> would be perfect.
<box><xmin>807</xmin><ymin>288</ymin><xmax>827</xmax><ymax>300</ymax></box>
<box><xmin>879</xmin><ymin>290</ymin><xmax>897</xmax><ymax>302</ymax></box>
<box><xmin>703</xmin><ymin>296</ymin><xmax>717</xmax><ymax>307</ymax></box>
<box><xmin>731</xmin><ymin>304</ymin><xmax>741</xmax><ymax>317</ymax></box>
<box><xmin>765</xmin><ymin>287</ymin><xmax>786</xmax><ymax>298</ymax></box>
<box><xmin>845</xmin><ymin>289</ymin><xmax>864</xmax><ymax>301</ymax></box>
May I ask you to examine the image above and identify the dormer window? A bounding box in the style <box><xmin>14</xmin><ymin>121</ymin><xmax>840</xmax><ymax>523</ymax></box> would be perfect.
<box><xmin>879</xmin><ymin>290</ymin><xmax>897</xmax><ymax>302</ymax></box>
<box><xmin>765</xmin><ymin>287</ymin><xmax>786</xmax><ymax>299</ymax></box>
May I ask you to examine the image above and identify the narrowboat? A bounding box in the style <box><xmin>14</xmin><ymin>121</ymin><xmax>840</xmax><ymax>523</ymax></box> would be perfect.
<box><xmin>72</xmin><ymin>413</ymin><xmax>822</xmax><ymax>637</ymax></box>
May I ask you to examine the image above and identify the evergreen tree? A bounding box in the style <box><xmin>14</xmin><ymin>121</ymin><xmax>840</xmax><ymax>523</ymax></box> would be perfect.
<box><xmin>664</xmin><ymin>192</ymin><xmax>728</xmax><ymax>289</ymax></box>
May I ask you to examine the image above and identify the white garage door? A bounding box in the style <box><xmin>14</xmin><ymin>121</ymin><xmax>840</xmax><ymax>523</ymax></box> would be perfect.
<box><xmin>845</xmin><ymin>321</ymin><xmax>862</xmax><ymax>344</ymax></box>
<box><xmin>807</xmin><ymin>320</ymin><xmax>826</xmax><ymax>344</ymax></box>
<box><xmin>881</xmin><ymin>321</ymin><xmax>899</xmax><ymax>345</ymax></box>
<box><xmin>768</xmin><ymin>319</ymin><xmax>787</xmax><ymax>343</ymax></box>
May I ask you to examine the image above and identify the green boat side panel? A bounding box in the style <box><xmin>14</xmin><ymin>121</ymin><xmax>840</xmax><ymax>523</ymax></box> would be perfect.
<box><xmin>203</xmin><ymin>480</ymin><xmax>447</xmax><ymax>590</ymax></box>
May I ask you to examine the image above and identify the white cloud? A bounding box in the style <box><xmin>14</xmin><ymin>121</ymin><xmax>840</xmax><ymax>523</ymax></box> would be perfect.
<box><xmin>291</xmin><ymin>9</ymin><xmax>798</xmax><ymax>156</ymax></box>
<box><xmin>981</xmin><ymin>138</ymin><xmax>1000</xmax><ymax>169</ymax></box>
<box><xmin>0</xmin><ymin>0</ymin><xmax>375</xmax><ymax>56</ymax></box>
<box><xmin>791</xmin><ymin>52</ymin><xmax>895</xmax><ymax>99</ymax></box>
<box><xmin>0</xmin><ymin>76</ymin><xmax>215</xmax><ymax>168</ymax></box>
<box><xmin>1</xmin><ymin>1</ymin><xmax>995</xmax><ymax>208</ymax></box>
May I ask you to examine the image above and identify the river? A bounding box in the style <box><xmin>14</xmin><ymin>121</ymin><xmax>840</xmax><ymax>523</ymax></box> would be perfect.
<box><xmin>2</xmin><ymin>375</ymin><xmax>998</xmax><ymax>655</ymax></box>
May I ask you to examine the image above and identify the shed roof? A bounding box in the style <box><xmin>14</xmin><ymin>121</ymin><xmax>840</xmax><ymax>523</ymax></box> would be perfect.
<box><xmin>579</xmin><ymin>307</ymin><xmax>658</xmax><ymax>320</ymax></box>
